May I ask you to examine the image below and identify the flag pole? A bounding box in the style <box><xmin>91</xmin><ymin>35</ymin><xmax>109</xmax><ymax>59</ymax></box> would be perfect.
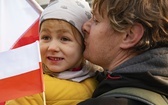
<box><xmin>27</xmin><ymin>0</ymin><xmax>43</xmax><ymax>14</ymax></box>
<box><xmin>42</xmin><ymin>92</ymin><xmax>46</xmax><ymax>105</ymax></box>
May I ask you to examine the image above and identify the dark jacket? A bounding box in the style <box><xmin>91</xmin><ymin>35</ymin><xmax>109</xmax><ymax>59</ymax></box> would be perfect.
<box><xmin>78</xmin><ymin>47</ymin><xmax>168</xmax><ymax>105</ymax></box>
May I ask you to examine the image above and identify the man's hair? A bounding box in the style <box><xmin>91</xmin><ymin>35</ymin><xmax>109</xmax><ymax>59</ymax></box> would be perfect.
<box><xmin>92</xmin><ymin>0</ymin><xmax>168</xmax><ymax>52</ymax></box>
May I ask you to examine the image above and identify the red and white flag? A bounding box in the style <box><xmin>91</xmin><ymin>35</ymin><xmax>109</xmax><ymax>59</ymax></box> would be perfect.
<box><xmin>0</xmin><ymin>0</ymin><xmax>44</xmax><ymax>104</ymax></box>
<box><xmin>0</xmin><ymin>41</ymin><xmax>44</xmax><ymax>102</ymax></box>
<box><xmin>0</xmin><ymin>0</ymin><xmax>43</xmax><ymax>52</ymax></box>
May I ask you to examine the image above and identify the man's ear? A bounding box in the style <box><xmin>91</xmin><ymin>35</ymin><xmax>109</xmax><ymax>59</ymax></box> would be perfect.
<box><xmin>120</xmin><ymin>23</ymin><xmax>144</xmax><ymax>49</ymax></box>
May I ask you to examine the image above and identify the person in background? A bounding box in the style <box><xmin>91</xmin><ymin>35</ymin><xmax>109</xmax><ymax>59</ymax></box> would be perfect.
<box><xmin>6</xmin><ymin>0</ymin><xmax>102</xmax><ymax>105</ymax></box>
<box><xmin>78</xmin><ymin>0</ymin><xmax>168</xmax><ymax>105</ymax></box>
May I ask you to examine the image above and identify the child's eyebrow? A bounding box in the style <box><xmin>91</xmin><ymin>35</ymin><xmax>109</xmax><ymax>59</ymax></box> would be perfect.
<box><xmin>40</xmin><ymin>28</ymin><xmax>49</xmax><ymax>33</ymax></box>
<box><xmin>55</xmin><ymin>28</ymin><xmax>72</xmax><ymax>35</ymax></box>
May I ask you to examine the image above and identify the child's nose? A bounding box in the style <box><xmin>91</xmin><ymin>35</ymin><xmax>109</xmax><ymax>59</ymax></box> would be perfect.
<box><xmin>48</xmin><ymin>41</ymin><xmax>60</xmax><ymax>51</ymax></box>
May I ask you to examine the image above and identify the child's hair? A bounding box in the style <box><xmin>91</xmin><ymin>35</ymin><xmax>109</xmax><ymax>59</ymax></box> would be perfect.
<box><xmin>44</xmin><ymin>19</ymin><xmax>85</xmax><ymax>50</ymax></box>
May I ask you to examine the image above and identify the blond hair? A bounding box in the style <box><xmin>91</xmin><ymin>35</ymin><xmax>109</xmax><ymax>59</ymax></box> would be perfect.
<box><xmin>92</xmin><ymin>0</ymin><xmax>168</xmax><ymax>52</ymax></box>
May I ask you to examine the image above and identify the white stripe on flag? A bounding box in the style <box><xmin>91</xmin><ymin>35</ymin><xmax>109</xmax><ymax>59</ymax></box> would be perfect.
<box><xmin>0</xmin><ymin>41</ymin><xmax>41</xmax><ymax>79</ymax></box>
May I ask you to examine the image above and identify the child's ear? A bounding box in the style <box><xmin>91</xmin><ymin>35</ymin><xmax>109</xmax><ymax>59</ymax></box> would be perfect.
<box><xmin>120</xmin><ymin>23</ymin><xmax>144</xmax><ymax>49</ymax></box>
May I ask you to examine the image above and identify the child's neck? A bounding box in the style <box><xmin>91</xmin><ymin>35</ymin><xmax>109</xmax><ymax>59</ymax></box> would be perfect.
<box><xmin>71</xmin><ymin>67</ymin><xmax>82</xmax><ymax>71</ymax></box>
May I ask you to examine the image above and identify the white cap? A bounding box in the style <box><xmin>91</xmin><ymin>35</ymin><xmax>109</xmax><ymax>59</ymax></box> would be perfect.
<box><xmin>40</xmin><ymin>0</ymin><xmax>91</xmax><ymax>37</ymax></box>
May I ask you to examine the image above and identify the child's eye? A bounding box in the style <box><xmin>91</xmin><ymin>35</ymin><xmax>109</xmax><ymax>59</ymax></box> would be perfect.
<box><xmin>41</xmin><ymin>35</ymin><xmax>51</xmax><ymax>40</ymax></box>
<box><xmin>60</xmin><ymin>37</ymin><xmax>70</xmax><ymax>41</ymax></box>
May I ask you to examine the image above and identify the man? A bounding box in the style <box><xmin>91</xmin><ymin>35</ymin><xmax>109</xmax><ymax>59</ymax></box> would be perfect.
<box><xmin>78</xmin><ymin>0</ymin><xmax>168</xmax><ymax>105</ymax></box>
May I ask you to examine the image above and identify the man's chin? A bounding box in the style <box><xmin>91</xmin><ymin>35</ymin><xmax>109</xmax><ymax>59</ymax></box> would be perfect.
<box><xmin>83</xmin><ymin>52</ymin><xmax>87</xmax><ymax>57</ymax></box>
<box><xmin>83</xmin><ymin>51</ymin><xmax>90</xmax><ymax>60</ymax></box>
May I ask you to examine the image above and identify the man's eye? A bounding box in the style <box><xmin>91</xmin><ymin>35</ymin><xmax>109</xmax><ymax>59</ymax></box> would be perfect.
<box><xmin>93</xmin><ymin>19</ymin><xmax>98</xmax><ymax>23</ymax></box>
<box><xmin>92</xmin><ymin>16</ymin><xmax>99</xmax><ymax>24</ymax></box>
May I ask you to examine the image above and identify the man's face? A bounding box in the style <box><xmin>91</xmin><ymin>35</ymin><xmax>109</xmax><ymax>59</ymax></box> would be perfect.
<box><xmin>82</xmin><ymin>8</ymin><xmax>124</xmax><ymax>70</ymax></box>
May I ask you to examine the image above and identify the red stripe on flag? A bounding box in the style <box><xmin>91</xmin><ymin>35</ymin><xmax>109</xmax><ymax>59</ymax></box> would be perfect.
<box><xmin>12</xmin><ymin>19</ymin><xmax>40</xmax><ymax>49</ymax></box>
<box><xmin>0</xmin><ymin>102</ymin><xmax>5</xmax><ymax>105</ymax></box>
<box><xmin>0</xmin><ymin>63</ymin><xmax>43</xmax><ymax>102</ymax></box>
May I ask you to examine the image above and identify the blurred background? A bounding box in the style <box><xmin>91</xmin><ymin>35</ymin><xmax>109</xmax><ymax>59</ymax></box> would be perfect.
<box><xmin>35</xmin><ymin>0</ymin><xmax>92</xmax><ymax>8</ymax></box>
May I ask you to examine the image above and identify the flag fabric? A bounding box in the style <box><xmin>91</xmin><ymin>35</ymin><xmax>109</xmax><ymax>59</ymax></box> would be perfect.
<box><xmin>0</xmin><ymin>0</ymin><xmax>43</xmax><ymax>52</ymax></box>
<box><xmin>0</xmin><ymin>102</ymin><xmax>5</xmax><ymax>105</ymax></box>
<box><xmin>0</xmin><ymin>41</ymin><xmax>44</xmax><ymax>102</ymax></box>
<box><xmin>0</xmin><ymin>0</ymin><xmax>43</xmax><ymax>104</ymax></box>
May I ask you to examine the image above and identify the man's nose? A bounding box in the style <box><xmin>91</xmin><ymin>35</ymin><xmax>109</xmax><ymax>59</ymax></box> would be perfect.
<box><xmin>82</xmin><ymin>19</ymin><xmax>92</xmax><ymax>37</ymax></box>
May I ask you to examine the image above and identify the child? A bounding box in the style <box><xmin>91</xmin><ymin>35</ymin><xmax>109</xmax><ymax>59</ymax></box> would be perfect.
<box><xmin>6</xmin><ymin>0</ymin><xmax>102</xmax><ymax>105</ymax></box>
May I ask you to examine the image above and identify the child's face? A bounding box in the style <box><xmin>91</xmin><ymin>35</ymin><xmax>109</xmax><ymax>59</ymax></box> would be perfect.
<box><xmin>39</xmin><ymin>19</ymin><xmax>83</xmax><ymax>73</ymax></box>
